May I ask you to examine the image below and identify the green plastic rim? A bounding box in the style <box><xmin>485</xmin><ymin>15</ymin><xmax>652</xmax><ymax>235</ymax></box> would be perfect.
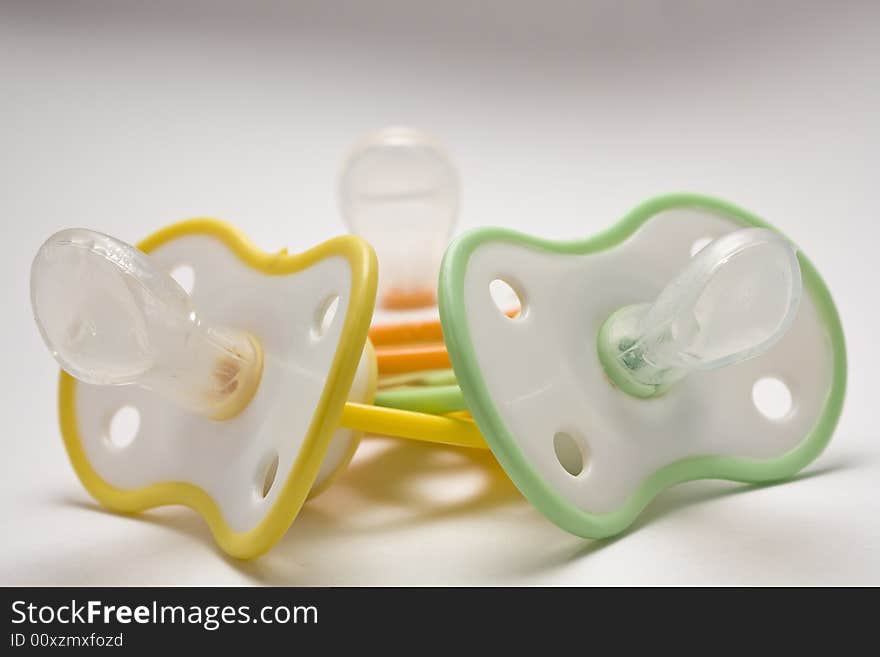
<box><xmin>596</xmin><ymin>306</ymin><xmax>669</xmax><ymax>399</ymax></box>
<box><xmin>438</xmin><ymin>193</ymin><xmax>847</xmax><ymax>539</ymax></box>
<box><xmin>374</xmin><ymin>383</ymin><xmax>467</xmax><ymax>414</ymax></box>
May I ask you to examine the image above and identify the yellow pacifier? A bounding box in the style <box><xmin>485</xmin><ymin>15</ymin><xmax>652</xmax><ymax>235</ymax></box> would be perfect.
<box><xmin>31</xmin><ymin>220</ymin><xmax>484</xmax><ymax>559</ymax></box>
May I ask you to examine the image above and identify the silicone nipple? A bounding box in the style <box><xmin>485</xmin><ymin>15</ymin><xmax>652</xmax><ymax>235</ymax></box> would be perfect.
<box><xmin>598</xmin><ymin>227</ymin><xmax>802</xmax><ymax>398</ymax></box>
<box><xmin>31</xmin><ymin>228</ymin><xmax>262</xmax><ymax>419</ymax></box>
<box><xmin>339</xmin><ymin>126</ymin><xmax>459</xmax><ymax>309</ymax></box>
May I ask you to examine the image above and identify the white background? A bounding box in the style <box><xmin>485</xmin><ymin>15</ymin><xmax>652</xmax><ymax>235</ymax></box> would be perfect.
<box><xmin>1</xmin><ymin>0</ymin><xmax>877</xmax><ymax>585</ymax></box>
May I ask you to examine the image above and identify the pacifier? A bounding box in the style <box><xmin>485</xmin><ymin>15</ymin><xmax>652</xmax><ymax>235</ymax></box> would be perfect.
<box><xmin>31</xmin><ymin>219</ymin><xmax>485</xmax><ymax>559</ymax></box>
<box><xmin>376</xmin><ymin>194</ymin><xmax>846</xmax><ymax>537</ymax></box>
<box><xmin>339</xmin><ymin>126</ymin><xmax>459</xmax><ymax>310</ymax></box>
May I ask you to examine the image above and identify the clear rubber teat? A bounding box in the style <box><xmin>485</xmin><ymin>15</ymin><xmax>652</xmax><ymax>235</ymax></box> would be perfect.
<box><xmin>598</xmin><ymin>227</ymin><xmax>802</xmax><ymax>397</ymax></box>
<box><xmin>339</xmin><ymin>126</ymin><xmax>459</xmax><ymax>309</ymax></box>
<box><xmin>31</xmin><ymin>228</ymin><xmax>262</xmax><ymax>419</ymax></box>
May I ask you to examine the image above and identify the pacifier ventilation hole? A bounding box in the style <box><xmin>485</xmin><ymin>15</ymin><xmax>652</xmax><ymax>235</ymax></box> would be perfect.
<box><xmin>312</xmin><ymin>293</ymin><xmax>340</xmax><ymax>340</ymax></box>
<box><xmin>169</xmin><ymin>264</ymin><xmax>195</xmax><ymax>295</ymax></box>
<box><xmin>107</xmin><ymin>405</ymin><xmax>140</xmax><ymax>449</ymax></box>
<box><xmin>553</xmin><ymin>431</ymin><xmax>587</xmax><ymax>477</ymax></box>
<box><xmin>752</xmin><ymin>377</ymin><xmax>793</xmax><ymax>420</ymax></box>
<box><xmin>489</xmin><ymin>278</ymin><xmax>523</xmax><ymax>319</ymax></box>
<box><xmin>257</xmin><ymin>450</ymin><xmax>280</xmax><ymax>499</ymax></box>
<box><xmin>690</xmin><ymin>237</ymin><xmax>713</xmax><ymax>257</ymax></box>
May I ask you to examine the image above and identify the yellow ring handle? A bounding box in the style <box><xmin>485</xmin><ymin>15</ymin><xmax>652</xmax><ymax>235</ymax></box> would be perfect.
<box><xmin>339</xmin><ymin>402</ymin><xmax>487</xmax><ymax>450</ymax></box>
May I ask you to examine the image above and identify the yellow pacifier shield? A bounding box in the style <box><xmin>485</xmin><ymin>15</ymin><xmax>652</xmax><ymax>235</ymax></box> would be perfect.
<box><xmin>58</xmin><ymin>219</ymin><xmax>377</xmax><ymax>559</ymax></box>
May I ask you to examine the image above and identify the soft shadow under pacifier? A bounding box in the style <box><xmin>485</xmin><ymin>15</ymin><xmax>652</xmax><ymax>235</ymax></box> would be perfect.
<box><xmin>31</xmin><ymin>220</ymin><xmax>485</xmax><ymax>559</ymax></box>
<box><xmin>393</xmin><ymin>194</ymin><xmax>845</xmax><ymax>538</ymax></box>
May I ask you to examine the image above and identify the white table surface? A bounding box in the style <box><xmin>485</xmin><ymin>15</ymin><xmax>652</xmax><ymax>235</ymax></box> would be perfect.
<box><xmin>1</xmin><ymin>0</ymin><xmax>877</xmax><ymax>585</ymax></box>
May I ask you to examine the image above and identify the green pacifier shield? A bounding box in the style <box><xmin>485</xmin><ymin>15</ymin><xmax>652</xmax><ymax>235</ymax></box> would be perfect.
<box><xmin>438</xmin><ymin>194</ymin><xmax>846</xmax><ymax>538</ymax></box>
